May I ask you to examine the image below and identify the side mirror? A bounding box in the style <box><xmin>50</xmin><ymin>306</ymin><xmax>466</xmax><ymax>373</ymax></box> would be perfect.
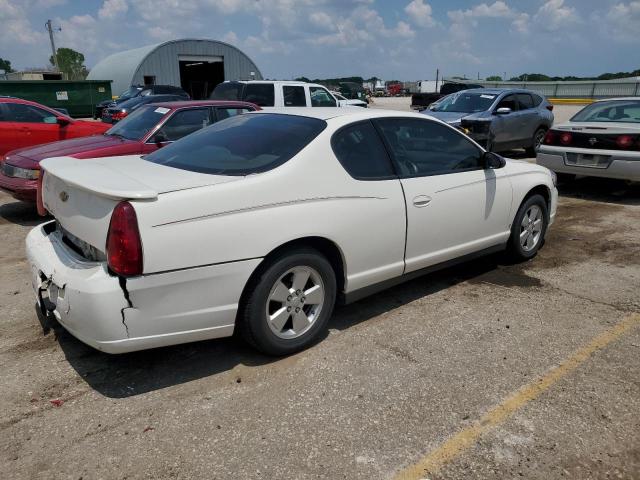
<box><xmin>484</xmin><ymin>151</ymin><xmax>506</xmax><ymax>169</ymax></box>
<box><xmin>495</xmin><ymin>107</ymin><xmax>511</xmax><ymax>115</ymax></box>
<box><xmin>56</xmin><ymin>117</ymin><xmax>70</xmax><ymax>126</ymax></box>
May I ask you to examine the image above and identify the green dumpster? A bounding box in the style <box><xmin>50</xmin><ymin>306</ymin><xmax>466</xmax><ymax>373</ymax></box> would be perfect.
<box><xmin>0</xmin><ymin>80</ymin><xmax>112</xmax><ymax>118</ymax></box>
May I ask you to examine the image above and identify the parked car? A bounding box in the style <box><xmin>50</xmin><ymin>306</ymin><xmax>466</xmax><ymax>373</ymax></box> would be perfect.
<box><xmin>211</xmin><ymin>80</ymin><xmax>345</xmax><ymax>108</ymax></box>
<box><xmin>28</xmin><ymin>108</ymin><xmax>557</xmax><ymax>355</ymax></box>
<box><xmin>330</xmin><ymin>91</ymin><xmax>367</xmax><ymax>108</ymax></box>
<box><xmin>0</xmin><ymin>97</ymin><xmax>109</xmax><ymax>157</ymax></box>
<box><xmin>338</xmin><ymin>82</ymin><xmax>368</xmax><ymax>103</ymax></box>
<box><xmin>0</xmin><ymin>100</ymin><xmax>257</xmax><ymax>203</ymax></box>
<box><xmin>537</xmin><ymin>98</ymin><xmax>640</xmax><ymax>181</ymax></box>
<box><xmin>101</xmin><ymin>94</ymin><xmax>191</xmax><ymax>123</ymax></box>
<box><xmin>94</xmin><ymin>84</ymin><xmax>189</xmax><ymax>119</ymax></box>
<box><xmin>411</xmin><ymin>81</ymin><xmax>483</xmax><ymax>110</ymax></box>
<box><xmin>424</xmin><ymin>88</ymin><xmax>554</xmax><ymax>155</ymax></box>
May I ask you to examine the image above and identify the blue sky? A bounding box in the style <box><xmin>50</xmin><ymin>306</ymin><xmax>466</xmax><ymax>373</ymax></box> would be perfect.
<box><xmin>1</xmin><ymin>0</ymin><xmax>638</xmax><ymax>80</ymax></box>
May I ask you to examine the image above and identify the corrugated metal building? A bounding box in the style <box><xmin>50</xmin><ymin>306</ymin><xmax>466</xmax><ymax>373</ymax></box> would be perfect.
<box><xmin>87</xmin><ymin>38</ymin><xmax>262</xmax><ymax>99</ymax></box>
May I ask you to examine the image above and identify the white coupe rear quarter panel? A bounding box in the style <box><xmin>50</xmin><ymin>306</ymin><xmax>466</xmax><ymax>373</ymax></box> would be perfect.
<box><xmin>134</xmin><ymin>125</ymin><xmax>408</xmax><ymax>293</ymax></box>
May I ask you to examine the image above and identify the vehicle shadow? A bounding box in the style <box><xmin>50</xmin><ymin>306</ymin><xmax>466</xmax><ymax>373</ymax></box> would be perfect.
<box><xmin>43</xmin><ymin>254</ymin><xmax>513</xmax><ymax>399</ymax></box>
<box><xmin>0</xmin><ymin>199</ymin><xmax>44</xmax><ymax>227</ymax></box>
<box><xmin>557</xmin><ymin>176</ymin><xmax>640</xmax><ymax>206</ymax></box>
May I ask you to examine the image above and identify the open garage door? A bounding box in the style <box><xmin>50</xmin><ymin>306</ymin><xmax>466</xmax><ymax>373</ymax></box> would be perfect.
<box><xmin>179</xmin><ymin>55</ymin><xmax>224</xmax><ymax>99</ymax></box>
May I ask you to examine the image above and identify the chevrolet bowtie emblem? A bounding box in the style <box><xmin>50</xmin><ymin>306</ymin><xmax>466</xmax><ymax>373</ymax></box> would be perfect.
<box><xmin>588</xmin><ymin>137</ymin><xmax>598</xmax><ymax>146</ymax></box>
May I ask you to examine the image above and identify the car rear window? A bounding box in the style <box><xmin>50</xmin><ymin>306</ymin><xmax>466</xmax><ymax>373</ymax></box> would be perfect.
<box><xmin>570</xmin><ymin>100</ymin><xmax>640</xmax><ymax>123</ymax></box>
<box><xmin>144</xmin><ymin>113</ymin><xmax>327</xmax><ymax>175</ymax></box>
<box><xmin>210</xmin><ymin>82</ymin><xmax>244</xmax><ymax>101</ymax></box>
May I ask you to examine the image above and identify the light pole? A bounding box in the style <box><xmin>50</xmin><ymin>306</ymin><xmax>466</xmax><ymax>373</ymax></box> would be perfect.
<box><xmin>46</xmin><ymin>19</ymin><xmax>61</xmax><ymax>72</ymax></box>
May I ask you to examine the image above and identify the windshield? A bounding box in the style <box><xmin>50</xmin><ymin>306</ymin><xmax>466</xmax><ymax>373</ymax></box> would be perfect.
<box><xmin>118</xmin><ymin>86</ymin><xmax>143</xmax><ymax>101</ymax></box>
<box><xmin>210</xmin><ymin>82</ymin><xmax>243</xmax><ymax>101</ymax></box>
<box><xmin>430</xmin><ymin>92</ymin><xmax>496</xmax><ymax>113</ymax></box>
<box><xmin>570</xmin><ymin>100</ymin><xmax>640</xmax><ymax>124</ymax></box>
<box><xmin>144</xmin><ymin>113</ymin><xmax>327</xmax><ymax>175</ymax></box>
<box><xmin>105</xmin><ymin>105</ymin><xmax>171</xmax><ymax>140</ymax></box>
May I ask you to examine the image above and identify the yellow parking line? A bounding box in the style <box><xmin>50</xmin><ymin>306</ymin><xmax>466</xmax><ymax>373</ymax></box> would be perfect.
<box><xmin>394</xmin><ymin>313</ymin><xmax>640</xmax><ymax>480</ymax></box>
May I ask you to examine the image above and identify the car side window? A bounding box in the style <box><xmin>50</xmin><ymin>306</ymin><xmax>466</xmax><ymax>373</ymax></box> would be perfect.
<box><xmin>374</xmin><ymin>118</ymin><xmax>484</xmax><ymax>177</ymax></box>
<box><xmin>215</xmin><ymin>107</ymin><xmax>253</xmax><ymax>121</ymax></box>
<box><xmin>155</xmin><ymin>108</ymin><xmax>210</xmax><ymax>142</ymax></box>
<box><xmin>331</xmin><ymin>121</ymin><xmax>395</xmax><ymax>180</ymax></box>
<box><xmin>310</xmin><ymin>87</ymin><xmax>337</xmax><ymax>107</ymax></box>
<box><xmin>283</xmin><ymin>86</ymin><xmax>306</xmax><ymax>106</ymax></box>
<box><xmin>496</xmin><ymin>94</ymin><xmax>518</xmax><ymax>111</ymax></box>
<box><xmin>243</xmin><ymin>84</ymin><xmax>275</xmax><ymax>107</ymax></box>
<box><xmin>517</xmin><ymin>94</ymin><xmax>534</xmax><ymax>110</ymax></box>
<box><xmin>531</xmin><ymin>94</ymin><xmax>543</xmax><ymax>107</ymax></box>
<box><xmin>5</xmin><ymin>103</ymin><xmax>57</xmax><ymax>123</ymax></box>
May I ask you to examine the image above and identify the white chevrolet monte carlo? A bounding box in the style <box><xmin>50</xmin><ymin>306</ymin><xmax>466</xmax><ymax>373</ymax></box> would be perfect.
<box><xmin>27</xmin><ymin>108</ymin><xmax>558</xmax><ymax>355</ymax></box>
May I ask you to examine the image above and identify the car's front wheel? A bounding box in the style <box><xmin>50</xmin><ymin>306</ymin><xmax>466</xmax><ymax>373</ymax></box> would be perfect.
<box><xmin>238</xmin><ymin>248</ymin><xmax>337</xmax><ymax>355</ymax></box>
<box><xmin>507</xmin><ymin>194</ymin><xmax>548</xmax><ymax>260</ymax></box>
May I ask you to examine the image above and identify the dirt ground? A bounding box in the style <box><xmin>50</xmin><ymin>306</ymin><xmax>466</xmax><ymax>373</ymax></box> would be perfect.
<box><xmin>1</xmin><ymin>109</ymin><xmax>639</xmax><ymax>478</ymax></box>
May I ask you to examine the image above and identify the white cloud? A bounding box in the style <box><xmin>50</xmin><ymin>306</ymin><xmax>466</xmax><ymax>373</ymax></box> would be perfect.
<box><xmin>405</xmin><ymin>0</ymin><xmax>435</xmax><ymax>28</ymax></box>
<box><xmin>98</xmin><ymin>0</ymin><xmax>128</xmax><ymax>20</ymax></box>
<box><xmin>533</xmin><ymin>0</ymin><xmax>579</xmax><ymax>31</ymax></box>
<box><xmin>221</xmin><ymin>30</ymin><xmax>239</xmax><ymax>45</ymax></box>
<box><xmin>448</xmin><ymin>1</ymin><xmax>515</xmax><ymax>23</ymax></box>
<box><xmin>604</xmin><ymin>1</ymin><xmax>640</xmax><ymax>41</ymax></box>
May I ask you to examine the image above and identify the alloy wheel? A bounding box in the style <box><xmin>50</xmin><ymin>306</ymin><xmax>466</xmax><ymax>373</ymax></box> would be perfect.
<box><xmin>520</xmin><ymin>205</ymin><xmax>543</xmax><ymax>252</ymax></box>
<box><xmin>265</xmin><ymin>266</ymin><xmax>325</xmax><ymax>339</ymax></box>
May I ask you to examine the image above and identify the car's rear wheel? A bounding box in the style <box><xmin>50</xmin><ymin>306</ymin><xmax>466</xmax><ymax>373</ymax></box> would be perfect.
<box><xmin>238</xmin><ymin>248</ymin><xmax>337</xmax><ymax>355</ymax></box>
<box><xmin>526</xmin><ymin>128</ymin><xmax>547</xmax><ymax>156</ymax></box>
<box><xmin>507</xmin><ymin>194</ymin><xmax>548</xmax><ymax>260</ymax></box>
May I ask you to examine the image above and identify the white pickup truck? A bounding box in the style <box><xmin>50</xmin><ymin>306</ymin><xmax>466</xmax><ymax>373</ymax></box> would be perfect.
<box><xmin>211</xmin><ymin>80</ymin><xmax>353</xmax><ymax>109</ymax></box>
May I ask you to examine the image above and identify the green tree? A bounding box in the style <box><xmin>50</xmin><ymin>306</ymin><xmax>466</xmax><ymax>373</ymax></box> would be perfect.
<box><xmin>486</xmin><ymin>75</ymin><xmax>502</xmax><ymax>81</ymax></box>
<box><xmin>50</xmin><ymin>48</ymin><xmax>88</xmax><ymax>80</ymax></box>
<box><xmin>0</xmin><ymin>57</ymin><xmax>14</xmax><ymax>73</ymax></box>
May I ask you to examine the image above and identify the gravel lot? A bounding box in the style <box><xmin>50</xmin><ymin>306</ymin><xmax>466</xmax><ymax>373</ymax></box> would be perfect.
<box><xmin>1</xmin><ymin>101</ymin><xmax>639</xmax><ymax>479</ymax></box>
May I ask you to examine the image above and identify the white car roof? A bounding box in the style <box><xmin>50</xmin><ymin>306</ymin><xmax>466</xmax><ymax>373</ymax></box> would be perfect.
<box><xmin>593</xmin><ymin>97</ymin><xmax>640</xmax><ymax>103</ymax></box>
<box><xmin>229</xmin><ymin>80</ymin><xmax>327</xmax><ymax>88</ymax></box>
<box><xmin>250</xmin><ymin>107</ymin><xmax>438</xmax><ymax>122</ymax></box>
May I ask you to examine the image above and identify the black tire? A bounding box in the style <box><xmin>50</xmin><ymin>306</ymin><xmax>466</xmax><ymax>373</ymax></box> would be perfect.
<box><xmin>237</xmin><ymin>247</ymin><xmax>337</xmax><ymax>356</ymax></box>
<box><xmin>507</xmin><ymin>194</ymin><xmax>548</xmax><ymax>261</ymax></box>
<box><xmin>526</xmin><ymin>128</ymin><xmax>547</xmax><ymax>156</ymax></box>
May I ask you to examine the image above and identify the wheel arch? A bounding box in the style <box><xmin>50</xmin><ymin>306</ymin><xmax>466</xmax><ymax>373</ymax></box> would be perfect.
<box><xmin>520</xmin><ymin>184</ymin><xmax>551</xmax><ymax>216</ymax></box>
<box><xmin>238</xmin><ymin>236</ymin><xmax>347</xmax><ymax>310</ymax></box>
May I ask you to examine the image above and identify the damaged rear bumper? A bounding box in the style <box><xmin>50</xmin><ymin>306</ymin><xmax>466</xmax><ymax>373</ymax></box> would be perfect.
<box><xmin>26</xmin><ymin>222</ymin><xmax>261</xmax><ymax>354</ymax></box>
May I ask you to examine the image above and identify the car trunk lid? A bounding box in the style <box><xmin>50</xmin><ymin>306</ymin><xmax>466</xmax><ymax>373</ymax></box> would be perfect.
<box><xmin>40</xmin><ymin>155</ymin><xmax>240</xmax><ymax>258</ymax></box>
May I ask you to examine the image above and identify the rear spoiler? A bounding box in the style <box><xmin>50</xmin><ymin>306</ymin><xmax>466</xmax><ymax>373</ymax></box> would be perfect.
<box><xmin>40</xmin><ymin>156</ymin><xmax>158</xmax><ymax>201</ymax></box>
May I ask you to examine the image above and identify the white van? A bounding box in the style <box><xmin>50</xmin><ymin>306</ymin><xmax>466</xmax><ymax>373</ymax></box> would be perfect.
<box><xmin>210</xmin><ymin>80</ymin><xmax>344</xmax><ymax>109</ymax></box>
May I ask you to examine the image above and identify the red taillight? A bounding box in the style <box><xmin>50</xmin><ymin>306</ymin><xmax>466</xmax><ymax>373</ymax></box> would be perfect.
<box><xmin>559</xmin><ymin>132</ymin><xmax>573</xmax><ymax>145</ymax></box>
<box><xmin>36</xmin><ymin>170</ymin><xmax>47</xmax><ymax>216</ymax></box>
<box><xmin>111</xmin><ymin>111</ymin><xmax>128</xmax><ymax>121</ymax></box>
<box><xmin>616</xmin><ymin>135</ymin><xmax>634</xmax><ymax>149</ymax></box>
<box><xmin>546</xmin><ymin>105</ymin><xmax>554</xmax><ymax>111</ymax></box>
<box><xmin>106</xmin><ymin>201</ymin><xmax>143</xmax><ymax>277</ymax></box>
<box><xmin>543</xmin><ymin>130</ymin><xmax>555</xmax><ymax>145</ymax></box>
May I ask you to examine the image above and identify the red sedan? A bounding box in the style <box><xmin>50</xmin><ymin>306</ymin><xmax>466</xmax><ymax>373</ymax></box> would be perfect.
<box><xmin>0</xmin><ymin>100</ymin><xmax>258</xmax><ymax>202</ymax></box>
<box><xmin>0</xmin><ymin>97</ymin><xmax>110</xmax><ymax>156</ymax></box>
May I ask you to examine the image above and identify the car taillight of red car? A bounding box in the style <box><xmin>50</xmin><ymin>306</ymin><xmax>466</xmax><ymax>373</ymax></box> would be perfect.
<box><xmin>111</xmin><ymin>111</ymin><xmax>128</xmax><ymax>122</ymax></box>
<box><xmin>106</xmin><ymin>201</ymin><xmax>143</xmax><ymax>277</ymax></box>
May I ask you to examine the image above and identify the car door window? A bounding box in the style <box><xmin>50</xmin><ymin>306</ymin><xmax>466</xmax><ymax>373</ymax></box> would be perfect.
<box><xmin>517</xmin><ymin>94</ymin><xmax>534</xmax><ymax>110</ymax></box>
<box><xmin>215</xmin><ymin>107</ymin><xmax>253</xmax><ymax>121</ymax></box>
<box><xmin>496</xmin><ymin>95</ymin><xmax>518</xmax><ymax>111</ymax></box>
<box><xmin>6</xmin><ymin>103</ymin><xmax>57</xmax><ymax>123</ymax></box>
<box><xmin>283</xmin><ymin>86</ymin><xmax>306</xmax><ymax>106</ymax></box>
<box><xmin>375</xmin><ymin>118</ymin><xmax>483</xmax><ymax>177</ymax></box>
<box><xmin>310</xmin><ymin>87</ymin><xmax>337</xmax><ymax>107</ymax></box>
<box><xmin>331</xmin><ymin>121</ymin><xmax>395</xmax><ymax>180</ymax></box>
<box><xmin>155</xmin><ymin>108</ymin><xmax>210</xmax><ymax>142</ymax></box>
<box><xmin>243</xmin><ymin>84</ymin><xmax>275</xmax><ymax>107</ymax></box>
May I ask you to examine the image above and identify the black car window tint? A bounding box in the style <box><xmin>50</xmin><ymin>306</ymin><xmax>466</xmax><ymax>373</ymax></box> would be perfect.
<box><xmin>243</xmin><ymin>84</ymin><xmax>275</xmax><ymax>107</ymax></box>
<box><xmin>375</xmin><ymin>118</ymin><xmax>483</xmax><ymax>178</ymax></box>
<box><xmin>156</xmin><ymin>108</ymin><xmax>211</xmax><ymax>142</ymax></box>
<box><xmin>331</xmin><ymin>121</ymin><xmax>395</xmax><ymax>180</ymax></box>
<box><xmin>283</xmin><ymin>86</ymin><xmax>306</xmax><ymax>106</ymax></box>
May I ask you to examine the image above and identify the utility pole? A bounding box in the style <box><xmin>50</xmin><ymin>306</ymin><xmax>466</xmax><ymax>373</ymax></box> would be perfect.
<box><xmin>46</xmin><ymin>19</ymin><xmax>60</xmax><ymax>72</ymax></box>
